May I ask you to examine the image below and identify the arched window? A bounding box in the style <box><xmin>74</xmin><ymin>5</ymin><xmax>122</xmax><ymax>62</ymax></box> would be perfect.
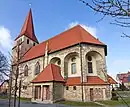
<box><xmin>50</xmin><ymin>57</ymin><xmax>61</xmax><ymax>66</ymax></box>
<box><xmin>24</xmin><ymin>65</ymin><xmax>28</xmax><ymax>76</ymax></box>
<box><xmin>71</xmin><ymin>57</ymin><xmax>76</xmax><ymax>62</ymax></box>
<box><xmin>27</xmin><ymin>39</ymin><xmax>29</xmax><ymax>44</ymax></box>
<box><xmin>71</xmin><ymin>57</ymin><xmax>76</xmax><ymax>74</ymax></box>
<box><xmin>71</xmin><ymin>63</ymin><xmax>76</xmax><ymax>74</ymax></box>
<box><xmin>87</xmin><ymin>56</ymin><xmax>93</xmax><ymax>73</ymax></box>
<box><xmin>35</xmin><ymin>62</ymin><xmax>40</xmax><ymax>75</ymax></box>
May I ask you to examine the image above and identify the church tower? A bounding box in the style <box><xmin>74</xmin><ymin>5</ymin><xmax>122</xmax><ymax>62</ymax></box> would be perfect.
<box><xmin>12</xmin><ymin>9</ymin><xmax>38</xmax><ymax>59</ymax></box>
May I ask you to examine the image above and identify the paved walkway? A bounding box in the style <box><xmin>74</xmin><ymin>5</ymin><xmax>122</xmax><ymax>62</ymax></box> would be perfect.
<box><xmin>94</xmin><ymin>101</ymin><xmax>106</xmax><ymax>106</ymax></box>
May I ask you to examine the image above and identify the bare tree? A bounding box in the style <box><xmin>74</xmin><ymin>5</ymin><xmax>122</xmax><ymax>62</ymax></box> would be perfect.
<box><xmin>79</xmin><ymin>0</ymin><xmax>130</xmax><ymax>37</ymax></box>
<box><xmin>10</xmin><ymin>41</ymin><xmax>33</xmax><ymax>107</ymax></box>
<box><xmin>0</xmin><ymin>51</ymin><xmax>9</xmax><ymax>82</ymax></box>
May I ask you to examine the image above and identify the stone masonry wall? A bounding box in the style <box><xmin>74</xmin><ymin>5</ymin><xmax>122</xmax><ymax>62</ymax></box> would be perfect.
<box><xmin>48</xmin><ymin>45</ymin><xmax>80</xmax><ymax>78</ymax></box>
<box><xmin>53</xmin><ymin>82</ymin><xmax>64</xmax><ymax>102</ymax></box>
<box><xmin>84</xmin><ymin>85</ymin><xmax>111</xmax><ymax>101</ymax></box>
<box><xmin>82</xmin><ymin>44</ymin><xmax>107</xmax><ymax>82</ymax></box>
<box><xmin>12</xmin><ymin>56</ymin><xmax>44</xmax><ymax>98</ymax></box>
<box><xmin>64</xmin><ymin>86</ymin><xmax>82</xmax><ymax>101</ymax></box>
<box><xmin>12</xmin><ymin>43</ymin><xmax>107</xmax><ymax>100</ymax></box>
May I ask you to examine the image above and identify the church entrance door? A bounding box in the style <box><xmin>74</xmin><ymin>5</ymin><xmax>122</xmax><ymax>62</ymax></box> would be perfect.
<box><xmin>34</xmin><ymin>86</ymin><xmax>41</xmax><ymax>99</ymax></box>
<box><xmin>42</xmin><ymin>85</ymin><xmax>50</xmax><ymax>100</ymax></box>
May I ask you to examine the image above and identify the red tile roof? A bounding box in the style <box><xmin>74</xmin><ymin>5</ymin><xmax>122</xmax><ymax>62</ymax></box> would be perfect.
<box><xmin>32</xmin><ymin>64</ymin><xmax>65</xmax><ymax>83</ymax></box>
<box><xmin>117</xmin><ymin>72</ymin><xmax>130</xmax><ymax>83</ymax></box>
<box><xmin>122</xmin><ymin>77</ymin><xmax>128</xmax><ymax>83</ymax></box>
<box><xmin>21</xmin><ymin>25</ymin><xmax>106</xmax><ymax>63</ymax></box>
<box><xmin>15</xmin><ymin>9</ymin><xmax>38</xmax><ymax>43</ymax></box>
<box><xmin>65</xmin><ymin>76</ymin><xmax>109</xmax><ymax>86</ymax></box>
<box><xmin>107</xmin><ymin>75</ymin><xmax>117</xmax><ymax>84</ymax></box>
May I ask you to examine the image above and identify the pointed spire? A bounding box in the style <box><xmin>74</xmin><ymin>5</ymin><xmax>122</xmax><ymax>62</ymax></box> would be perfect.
<box><xmin>15</xmin><ymin>8</ymin><xmax>38</xmax><ymax>43</ymax></box>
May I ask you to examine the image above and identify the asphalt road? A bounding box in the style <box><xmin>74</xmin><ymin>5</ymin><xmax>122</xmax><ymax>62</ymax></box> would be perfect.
<box><xmin>0</xmin><ymin>99</ymin><xmax>129</xmax><ymax>107</ymax></box>
<box><xmin>0</xmin><ymin>99</ymin><xmax>68</xmax><ymax>107</ymax></box>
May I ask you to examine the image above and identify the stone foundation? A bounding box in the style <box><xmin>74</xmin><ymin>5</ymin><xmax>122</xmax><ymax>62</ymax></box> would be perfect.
<box><xmin>64</xmin><ymin>85</ymin><xmax>111</xmax><ymax>102</ymax></box>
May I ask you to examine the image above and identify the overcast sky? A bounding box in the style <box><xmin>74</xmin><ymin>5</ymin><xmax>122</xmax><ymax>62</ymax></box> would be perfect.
<box><xmin>0</xmin><ymin>0</ymin><xmax>130</xmax><ymax>79</ymax></box>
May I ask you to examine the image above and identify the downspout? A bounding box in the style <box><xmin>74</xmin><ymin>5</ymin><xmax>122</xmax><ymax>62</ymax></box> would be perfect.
<box><xmin>44</xmin><ymin>41</ymin><xmax>49</xmax><ymax>68</ymax></box>
<box><xmin>79</xmin><ymin>43</ymin><xmax>84</xmax><ymax>102</ymax></box>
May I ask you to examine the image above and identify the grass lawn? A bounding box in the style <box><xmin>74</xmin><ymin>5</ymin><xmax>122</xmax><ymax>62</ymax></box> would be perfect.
<box><xmin>0</xmin><ymin>95</ymin><xmax>8</xmax><ymax>99</ymax></box>
<box><xmin>57</xmin><ymin>101</ymin><xmax>101</xmax><ymax>106</ymax></box>
<box><xmin>98</xmin><ymin>98</ymin><xmax>130</xmax><ymax>106</ymax></box>
<box><xmin>0</xmin><ymin>96</ymin><xmax>31</xmax><ymax>102</ymax></box>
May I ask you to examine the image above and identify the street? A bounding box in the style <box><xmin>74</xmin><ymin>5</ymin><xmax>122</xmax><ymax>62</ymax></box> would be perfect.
<box><xmin>0</xmin><ymin>99</ymin><xmax>129</xmax><ymax>107</ymax></box>
<box><xmin>0</xmin><ymin>99</ymin><xmax>68</xmax><ymax>107</ymax></box>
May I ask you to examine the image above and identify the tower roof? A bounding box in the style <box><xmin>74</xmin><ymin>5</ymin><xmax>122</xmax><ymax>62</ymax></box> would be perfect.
<box><xmin>15</xmin><ymin>9</ymin><xmax>38</xmax><ymax>43</ymax></box>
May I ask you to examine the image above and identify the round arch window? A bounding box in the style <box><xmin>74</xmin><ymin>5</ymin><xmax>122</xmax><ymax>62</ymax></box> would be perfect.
<box><xmin>71</xmin><ymin>57</ymin><xmax>76</xmax><ymax>62</ymax></box>
<box><xmin>87</xmin><ymin>56</ymin><xmax>92</xmax><ymax>61</ymax></box>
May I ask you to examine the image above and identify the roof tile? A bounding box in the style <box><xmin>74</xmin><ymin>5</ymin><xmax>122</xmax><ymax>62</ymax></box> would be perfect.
<box><xmin>21</xmin><ymin>25</ymin><xmax>106</xmax><ymax>62</ymax></box>
<box><xmin>107</xmin><ymin>75</ymin><xmax>117</xmax><ymax>84</ymax></box>
<box><xmin>65</xmin><ymin>76</ymin><xmax>109</xmax><ymax>86</ymax></box>
<box><xmin>32</xmin><ymin>64</ymin><xmax>65</xmax><ymax>83</ymax></box>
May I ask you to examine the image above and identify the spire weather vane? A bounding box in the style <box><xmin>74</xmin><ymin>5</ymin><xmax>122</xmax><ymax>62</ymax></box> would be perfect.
<box><xmin>29</xmin><ymin>3</ymin><xmax>32</xmax><ymax>7</ymax></box>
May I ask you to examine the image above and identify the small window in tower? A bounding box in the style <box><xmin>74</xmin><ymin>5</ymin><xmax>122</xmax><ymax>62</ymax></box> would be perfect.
<box><xmin>73</xmin><ymin>86</ymin><xmax>76</xmax><ymax>90</ymax></box>
<box><xmin>27</xmin><ymin>39</ymin><xmax>29</xmax><ymax>44</ymax></box>
<box><xmin>33</xmin><ymin>43</ymin><xmax>35</xmax><ymax>46</ymax></box>
<box><xmin>66</xmin><ymin>86</ymin><xmax>69</xmax><ymax>90</ymax></box>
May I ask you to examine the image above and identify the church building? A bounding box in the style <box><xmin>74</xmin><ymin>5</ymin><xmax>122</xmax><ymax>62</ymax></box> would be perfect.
<box><xmin>12</xmin><ymin>9</ymin><xmax>116</xmax><ymax>103</ymax></box>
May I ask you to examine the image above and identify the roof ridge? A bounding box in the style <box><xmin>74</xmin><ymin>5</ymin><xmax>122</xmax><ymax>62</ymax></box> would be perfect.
<box><xmin>24</xmin><ymin>9</ymin><xmax>30</xmax><ymax>33</ymax></box>
<box><xmin>40</xmin><ymin>25</ymin><xmax>80</xmax><ymax>44</ymax></box>
<box><xmin>20</xmin><ymin>24</ymin><xmax>106</xmax><ymax>63</ymax></box>
<box><xmin>80</xmin><ymin>25</ymin><xmax>104</xmax><ymax>44</ymax></box>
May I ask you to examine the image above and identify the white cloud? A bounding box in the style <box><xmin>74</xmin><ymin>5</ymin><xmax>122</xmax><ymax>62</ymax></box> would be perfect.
<box><xmin>0</xmin><ymin>26</ymin><xmax>13</xmax><ymax>55</ymax></box>
<box><xmin>67</xmin><ymin>22</ymin><xmax>79</xmax><ymax>29</ymax></box>
<box><xmin>67</xmin><ymin>21</ymin><xmax>97</xmax><ymax>38</ymax></box>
